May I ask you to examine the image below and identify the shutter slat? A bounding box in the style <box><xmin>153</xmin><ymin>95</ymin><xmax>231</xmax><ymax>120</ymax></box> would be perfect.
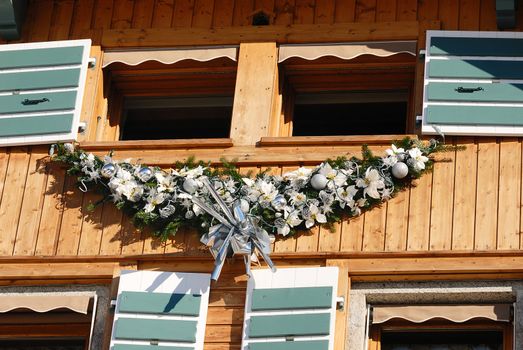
<box><xmin>115</xmin><ymin>318</ymin><xmax>197</xmax><ymax>342</ymax></box>
<box><xmin>113</xmin><ymin>345</ymin><xmax>194</xmax><ymax>350</ymax></box>
<box><xmin>426</xmin><ymin>105</ymin><xmax>523</xmax><ymax>126</ymax></box>
<box><xmin>0</xmin><ymin>69</ymin><xmax>81</xmax><ymax>92</ymax></box>
<box><xmin>251</xmin><ymin>287</ymin><xmax>333</xmax><ymax>311</ymax></box>
<box><xmin>0</xmin><ymin>46</ymin><xmax>84</xmax><ymax>69</ymax></box>
<box><xmin>430</xmin><ymin>37</ymin><xmax>523</xmax><ymax>57</ymax></box>
<box><xmin>429</xmin><ymin>60</ymin><xmax>523</xmax><ymax>80</ymax></box>
<box><xmin>0</xmin><ymin>91</ymin><xmax>77</xmax><ymax>115</ymax></box>
<box><xmin>248</xmin><ymin>340</ymin><xmax>329</xmax><ymax>350</ymax></box>
<box><xmin>0</xmin><ymin>114</ymin><xmax>74</xmax><ymax>137</ymax></box>
<box><xmin>119</xmin><ymin>291</ymin><xmax>201</xmax><ymax>316</ymax></box>
<box><xmin>249</xmin><ymin>313</ymin><xmax>331</xmax><ymax>338</ymax></box>
<box><xmin>427</xmin><ymin>82</ymin><xmax>523</xmax><ymax>102</ymax></box>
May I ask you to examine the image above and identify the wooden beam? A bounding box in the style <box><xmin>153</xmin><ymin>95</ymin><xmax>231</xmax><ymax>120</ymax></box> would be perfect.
<box><xmin>230</xmin><ymin>42</ymin><xmax>279</xmax><ymax>145</ymax></box>
<box><xmin>0</xmin><ymin>262</ymin><xmax>116</xmax><ymax>280</ymax></box>
<box><xmin>326</xmin><ymin>259</ymin><xmax>350</xmax><ymax>350</ymax></box>
<box><xmin>101</xmin><ymin>22</ymin><xmax>420</xmax><ymax>48</ymax></box>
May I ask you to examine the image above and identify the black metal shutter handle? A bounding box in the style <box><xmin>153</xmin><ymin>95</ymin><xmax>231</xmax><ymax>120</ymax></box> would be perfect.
<box><xmin>21</xmin><ymin>98</ymin><xmax>50</xmax><ymax>105</ymax></box>
<box><xmin>455</xmin><ymin>87</ymin><xmax>484</xmax><ymax>93</ymax></box>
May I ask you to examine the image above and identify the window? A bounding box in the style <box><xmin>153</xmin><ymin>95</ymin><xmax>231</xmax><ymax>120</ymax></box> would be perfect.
<box><xmin>103</xmin><ymin>48</ymin><xmax>238</xmax><ymax>141</ymax></box>
<box><xmin>277</xmin><ymin>42</ymin><xmax>417</xmax><ymax>137</ymax></box>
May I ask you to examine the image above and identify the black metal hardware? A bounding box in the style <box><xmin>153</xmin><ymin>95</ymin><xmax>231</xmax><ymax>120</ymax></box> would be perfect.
<box><xmin>455</xmin><ymin>87</ymin><xmax>484</xmax><ymax>93</ymax></box>
<box><xmin>21</xmin><ymin>98</ymin><xmax>49</xmax><ymax>105</ymax></box>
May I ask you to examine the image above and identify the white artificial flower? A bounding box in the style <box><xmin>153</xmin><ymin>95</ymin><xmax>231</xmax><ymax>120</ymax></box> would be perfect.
<box><xmin>79</xmin><ymin>153</ymin><xmax>96</xmax><ymax>169</ymax></box>
<box><xmin>63</xmin><ymin>143</ymin><xmax>75</xmax><ymax>153</ymax></box>
<box><xmin>155</xmin><ymin>172</ymin><xmax>176</xmax><ymax>193</ymax></box>
<box><xmin>336</xmin><ymin>185</ymin><xmax>358</xmax><ymax>208</ymax></box>
<box><xmin>283</xmin><ymin>167</ymin><xmax>312</xmax><ymax>188</ymax></box>
<box><xmin>192</xmin><ymin>203</ymin><xmax>205</xmax><ymax>216</ymax></box>
<box><xmin>175</xmin><ymin>165</ymin><xmax>205</xmax><ymax>179</ymax></box>
<box><xmin>317</xmin><ymin>163</ymin><xmax>347</xmax><ymax>189</ymax></box>
<box><xmin>287</xmin><ymin>190</ymin><xmax>307</xmax><ymax>207</ymax></box>
<box><xmin>242</xmin><ymin>177</ymin><xmax>254</xmax><ymax>187</ymax></box>
<box><xmin>144</xmin><ymin>190</ymin><xmax>167</xmax><ymax>213</ymax></box>
<box><xmin>386</xmin><ymin>144</ymin><xmax>405</xmax><ymax>156</ymax></box>
<box><xmin>276</xmin><ymin>211</ymin><xmax>302</xmax><ymax>236</ymax></box>
<box><xmin>382</xmin><ymin>155</ymin><xmax>398</xmax><ymax>167</ymax></box>
<box><xmin>407</xmin><ymin>147</ymin><xmax>429</xmax><ymax>171</ymax></box>
<box><xmin>303</xmin><ymin>204</ymin><xmax>327</xmax><ymax>228</ymax></box>
<box><xmin>257</xmin><ymin>180</ymin><xmax>278</xmax><ymax>207</ymax></box>
<box><xmin>355</xmin><ymin>168</ymin><xmax>385</xmax><ymax>199</ymax></box>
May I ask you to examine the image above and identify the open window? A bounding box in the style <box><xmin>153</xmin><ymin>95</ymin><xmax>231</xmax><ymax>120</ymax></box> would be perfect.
<box><xmin>102</xmin><ymin>47</ymin><xmax>238</xmax><ymax>141</ymax></box>
<box><xmin>277</xmin><ymin>42</ymin><xmax>417</xmax><ymax>137</ymax></box>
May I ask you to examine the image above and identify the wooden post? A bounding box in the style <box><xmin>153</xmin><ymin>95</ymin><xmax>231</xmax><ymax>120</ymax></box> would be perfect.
<box><xmin>230</xmin><ymin>42</ymin><xmax>279</xmax><ymax>145</ymax></box>
<box><xmin>327</xmin><ymin>259</ymin><xmax>351</xmax><ymax>350</ymax></box>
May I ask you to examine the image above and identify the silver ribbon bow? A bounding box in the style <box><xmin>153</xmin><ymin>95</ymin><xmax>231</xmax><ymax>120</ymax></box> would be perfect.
<box><xmin>191</xmin><ymin>178</ymin><xmax>276</xmax><ymax>281</ymax></box>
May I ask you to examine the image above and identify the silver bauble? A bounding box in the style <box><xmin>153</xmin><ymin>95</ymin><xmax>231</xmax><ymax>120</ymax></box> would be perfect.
<box><xmin>137</xmin><ymin>167</ymin><xmax>153</xmax><ymax>182</ymax></box>
<box><xmin>310</xmin><ymin>173</ymin><xmax>328</xmax><ymax>190</ymax></box>
<box><xmin>183</xmin><ymin>178</ymin><xmax>198</xmax><ymax>193</ymax></box>
<box><xmin>240</xmin><ymin>199</ymin><xmax>250</xmax><ymax>213</ymax></box>
<box><xmin>100</xmin><ymin>163</ymin><xmax>116</xmax><ymax>178</ymax></box>
<box><xmin>391</xmin><ymin>162</ymin><xmax>409</xmax><ymax>179</ymax></box>
<box><xmin>271</xmin><ymin>195</ymin><xmax>287</xmax><ymax>211</ymax></box>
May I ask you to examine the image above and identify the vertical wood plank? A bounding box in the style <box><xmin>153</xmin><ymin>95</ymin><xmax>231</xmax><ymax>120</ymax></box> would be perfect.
<box><xmin>497</xmin><ymin>139</ymin><xmax>521</xmax><ymax>250</ymax></box>
<box><xmin>77</xmin><ymin>192</ymin><xmax>104</xmax><ymax>255</ymax></box>
<box><xmin>99</xmin><ymin>204</ymin><xmax>124</xmax><ymax>255</ymax></box>
<box><xmin>142</xmin><ymin>227</ymin><xmax>166</xmax><ymax>255</ymax></box>
<box><xmin>0</xmin><ymin>148</ymin><xmax>30</xmax><ymax>256</ymax></box>
<box><xmin>318</xmin><ymin>221</ymin><xmax>342</xmax><ymax>252</ymax></box>
<box><xmin>339</xmin><ymin>215</ymin><xmax>364</xmax><ymax>251</ymax></box>
<box><xmin>232</xmin><ymin>0</ymin><xmax>254</xmax><ymax>25</ymax></box>
<box><xmin>295</xmin><ymin>227</ymin><xmax>319</xmax><ymax>252</ymax></box>
<box><xmin>193</xmin><ymin>0</ymin><xmax>215</xmax><ymax>28</ymax></box>
<box><xmin>376</xmin><ymin>0</ymin><xmax>396</xmax><ymax>21</ymax></box>
<box><xmin>48</xmin><ymin>0</ymin><xmax>75</xmax><ymax>40</ymax></box>
<box><xmin>120</xmin><ymin>216</ymin><xmax>145</xmax><ymax>255</ymax></box>
<box><xmin>362</xmin><ymin>204</ymin><xmax>387</xmax><ymax>252</ymax></box>
<box><xmin>438</xmin><ymin>0</ymin><xmax>459</xmax><ymax>29</ymax></box>
<box><xmin>429</xmin><ymin>145</ymin><xmax>456</xmax><ymax>251</ymax></box>
<box><xmin>35</xmin><ymin>166</ymin><xmax>67</xmax><ymax>256</ymax></box>
<box><xmin>132</xmin><ymin>0</ymin><xmax>155</xmax><ymax>28</ymax></box>
<box><xmin>406</xmin><ymin>173</ymin><xmax>432</xmax><ymax>251</ymax></box>
<box><xmin>417</xmin><ymin>0</ymin><xmax>439</xmax><ymax>21</ymax></box>
<box><xmin>384</xmin><ymin>190</ymin><xmax>410</xmax><ymax>251</ymax></box>
<box><xmin>111</xmin><ymin>0</ymin><xmax>135</xmax><ymax>29</ymax></box>
<box><xmin>27</xmin><ymin>0</ymin><xmax>54</xmax><ymax>41</ymax></box>
<box><xmin>70</xmin><ymin>0</ymin><xmax>96</xmax><ymax>39</ymax></box>
<box><xmin>12</xmin><ymin>147</ymin><xmax>48</xmax><ymax>256</ymax></box>
<box><xmin>230</xmin><ymin>43</ymin><xmax>278</xmax><ymax>145</ymax></box>
<box><xmin>396</xmin><ymin>0</ymin><xmax>416</xmax><ymax>20</ymax></box>
<box><xmin>173</xmin><ymin>0</ymin><xmax>194</xmax><ymax>27</ymax></box>
<box><xmin>459</xmin><ymin>0</ymin><xmax>481</xmax><ymax>30</ymax></box>
<box><xmin>0</xmin><ymin>149</ymin><xmax>9</xmax><ymax>210</ymax></box>
<box><xmin>212</xmin><ymin>0</ymin><xmax>235</xmax><ymax>26</ymax></box>
<box><xmin>355</xmin><ymin>0</ymin><xmax>376</xmax><ymax>22</ymax></box>
<box><xmin>479</xmin><ymin>0</ymin><xmax>497</xmax><ymax>30</ymax></box>
<box><xmin>451</xmin><ymin>138</ymin><xmax>477</xmax><ymax>250</ymax></box>
<box><xmin>152</xmin><ymin>0</ymin><xmax>175</xmax><ymax>28</ymax></box>
<box><xmin>55</xmin><ymin>175</ymin><xmax>85</xmax><ymax>255</ymax></box>
<box><xmin>474</xmin><ymin>138</ymin><xmax>499</xmax><ymax>250</ymax></box>
<box><xmin>314</xmin><ymin>0</ymin><xmax>335</xmax><ymax>24</ymax></box>
<box><xmin>294</xmin><ymin>0</ymin><xmax>315</xmax><ymax>24</ymax></box>
<box><xmin>334</xmin><ymin>0</ymin><xmax>356</xmax><ymax>22</ymax></box>
<box><xmin>274</xmin><ymin>0</ymin><xmax>295</xmax><ymax>24</ymax></box>
<box><xmin>93</xmin><ymin>0</ymin><xmax>114</xmax><ymax>30</ymax></box>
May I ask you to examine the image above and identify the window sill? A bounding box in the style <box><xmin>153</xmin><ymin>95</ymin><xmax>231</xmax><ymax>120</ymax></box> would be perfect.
<box><xmin>80</xmin><ymin>138</ymin><xmax>234</xmax><ymax>151</ymax></box>
<box><xmin>258</xmin><ymin>135</ymin><xmax>418</xmax><ymax>147</ymax></box>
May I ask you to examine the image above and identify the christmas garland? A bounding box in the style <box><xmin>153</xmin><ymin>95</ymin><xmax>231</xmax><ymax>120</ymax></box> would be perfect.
<box><xmin>50</xmin><ymin>138</ymin><xmax>450</xmax><ymax>241</ymax></box>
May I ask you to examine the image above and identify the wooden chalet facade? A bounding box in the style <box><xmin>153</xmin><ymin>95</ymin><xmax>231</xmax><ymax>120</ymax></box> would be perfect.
<box><xmin>0</xmin><ymin>0</ymin><xmax>523</xmax><ymax>349</ymax></box>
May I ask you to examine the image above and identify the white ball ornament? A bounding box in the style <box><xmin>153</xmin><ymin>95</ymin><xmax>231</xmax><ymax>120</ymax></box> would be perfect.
<box><xmin>183</xmin><ymin>178</ymin><xmax>198</xmax><ymax>193</ymax></box>
<box><xmin>310</xmin><ymin>173</ymin><xmax>328</xmax><ymax>190</ymax></box>
<box><xmin>391</xmin><ymin>162</ymin><xmax>409</xmax><ymax>179</ymax></box>
<box><xmin>100</xmin><ymin>163</ymin><xmax>116</xmax><ymax>178</ymax></box>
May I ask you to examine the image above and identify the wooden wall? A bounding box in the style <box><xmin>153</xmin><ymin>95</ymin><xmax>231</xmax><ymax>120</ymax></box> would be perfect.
<box><xmin>4</xmin><ymin>0</ymin><xmax>522</xmax><ymax>45</ymax></box>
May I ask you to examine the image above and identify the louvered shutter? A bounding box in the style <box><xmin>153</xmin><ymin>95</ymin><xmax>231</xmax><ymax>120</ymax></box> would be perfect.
<box><xmin>0</xmin><ymin>39</ymin><xmax>91</xmax><ymax>146</ymax></box>
<box><xmin>241</xmin><ymin>267</ymin><xmax>339</xmax><ymax>350</ymax></box>
<box><xmin>110</xmin><ymin>270</ymin><xmax>211</xmax><ymax>350</ymax></box>
<box><xmin>421</xmin><ymin>30</ymin><xmax>523</xmax><ymax>136</ymax></box>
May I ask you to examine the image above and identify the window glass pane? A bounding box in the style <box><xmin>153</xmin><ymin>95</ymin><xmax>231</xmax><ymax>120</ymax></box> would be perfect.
<box><xmin>0</xmin><ymin>337</ymin><xmax>85</xmax><ymax>350</ymax></box>
<box><xmin>381</xmin><ymin>330</ymin><xmax>503</xmax><ymax>350</ymax></box>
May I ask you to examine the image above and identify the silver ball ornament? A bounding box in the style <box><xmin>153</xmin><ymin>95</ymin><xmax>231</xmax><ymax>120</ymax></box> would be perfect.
<box><xmin>183</xmin><ymin>178</ymin><xmax>198</xmax><ymax>193</ymax></box>
<box><xmin>271</xmin><ymin>195</ymin><xmax>287</xmax><ymax>211</ymax></box>
<box><xmin>310</xmin><ymin>173</ymin><xmax>328</xmax><ymax>190</ymax></box>
<box><xmin>137</xmin><ymin>167</ymin><xmax>153</xmax><ymax>182</ymax></box>
<box><xmin>391</xmin><ymin>162</ymin><xmax>409</xmax><ymax>179</ymax></box>
<box><xmin>240</xmin><ymin>199</ymin><xmax>250</xmax><ymax>213</ymax></box>
<box><xmin>100</xmin><ymin>163</ymin><xmax>116</xmax><ymax>178</ymax></box>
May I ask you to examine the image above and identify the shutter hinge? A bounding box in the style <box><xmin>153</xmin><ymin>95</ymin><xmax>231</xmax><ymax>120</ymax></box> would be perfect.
<box><xmin>418</xmin><ymin>49</ymin><xmax>426</xmax><ymax>59</ymax></box>
<box><xmin>78</xmin><ymin>121</ymin><xmax>87</xmax><ymax>134</ymax></box>
<box><xmin>110</xmin><ymin>299</ymin><xmax>117</xmax><ymax>308</ymax></box>
<box><xmin>88</xmin><ymin>57</ymin><xmax>96</xmax><ymax>69</ymax></box>
<box><xmin>336</xmin><ymin>296</ymin><xmax>345</xmax><ymax>311</ymax></box>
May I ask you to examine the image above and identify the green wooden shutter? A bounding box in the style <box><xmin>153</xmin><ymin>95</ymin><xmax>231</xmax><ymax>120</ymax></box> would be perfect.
<box><xmin>110</xmin><ymin>270</ymin><xmax>211</xmax><ymax>350</ymax></box>
<box><xmin>241</xmin><ymin>267</ymin><xmax>339</xmax><ymax>350</ymax></box>
<box><xmin>0</xmin><ymin>39</ymin><xmax>91</xmax><ymax>146</ymax></box>
<box><xmin>422</xmin><ymin>31</ymin><xmax>523</xmax><ymax>136</ymax></box>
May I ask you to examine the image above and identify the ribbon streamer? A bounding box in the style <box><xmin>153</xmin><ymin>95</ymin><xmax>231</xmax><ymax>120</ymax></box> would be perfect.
<box><xmin>192</xmin><ymin>178</ymin><xmax>276</xmax><ymax>281</ymax></box>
